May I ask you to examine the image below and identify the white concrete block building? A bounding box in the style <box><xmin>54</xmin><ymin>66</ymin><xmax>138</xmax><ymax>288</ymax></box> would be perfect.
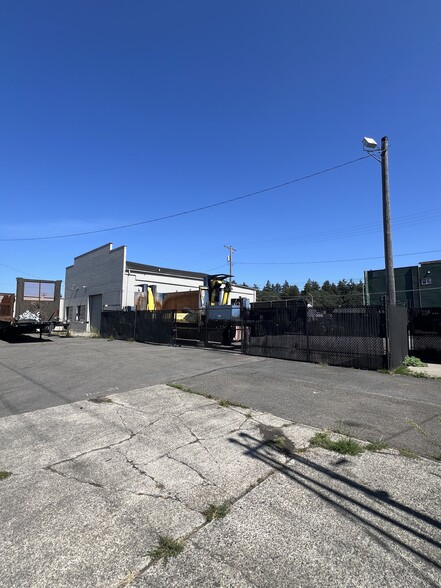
<box><xmin>65</xmin><ymin>243</ymin><xmax>256</xmax><ymax>333</ymax></box>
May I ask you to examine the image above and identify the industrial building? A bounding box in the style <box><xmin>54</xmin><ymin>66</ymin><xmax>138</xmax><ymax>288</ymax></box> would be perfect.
<box><xmin>364</xmin><ymin>260</ymin><xmax>441</xmax><ymax>307</ymax></box>
<box><xmin>65</xmin><ymin>243</ymin><xmax>256</xmax><ymax>333</ymax></box>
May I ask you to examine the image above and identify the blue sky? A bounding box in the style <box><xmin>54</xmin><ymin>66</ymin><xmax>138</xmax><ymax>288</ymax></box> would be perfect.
<box><xmin>1</xmin><ymin>1</ymin><xmax>440</xmax><ymax>295</ymax></box>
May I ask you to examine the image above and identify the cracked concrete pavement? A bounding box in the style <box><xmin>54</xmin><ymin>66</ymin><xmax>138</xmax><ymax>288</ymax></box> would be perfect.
<box><xmin>1</xmin><ymin>384</ymin><xmax>440</xmax><ymax>587</ymax></box>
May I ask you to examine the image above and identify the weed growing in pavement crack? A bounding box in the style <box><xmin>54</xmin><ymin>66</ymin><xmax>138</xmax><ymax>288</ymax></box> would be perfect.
<box><xmin>398</xmin><ymin>447</ymin><xmax>419</xmax><ymax>459</ymax></box>
<box><xmin>0</xmin><ymin>470</ymin><xmax>12</xmax><ymax>480</ymax></box>
<box><xmin>394</xmin><ymin>366</ymin><xmax>429</xmax><ymax>378</ymax></box>
<box><xmin>310</xmin><ymin>432</ymin><xmax>365</xmax><ymax>455</ymax></box>
<box><xmin>88</xmin><ymin>396</ymin><xmax>114</xmax><ymax>404</ymax></box>
<box><xmin>168</xmin><ymin>383</ymin><xmax>214</xmax><ymax>400</ymax></box>
<box><xmin>218</xmin><ymin>398</ymin><xmax>249</xmax><ymax>409</ymax></box>
<box><xmin>148</xmin><ymin>536</ymin><xmax>184</xmax><ymax>564</ymax></box>
<box><xmin>402</xmin><ymin>355</ymin><xmax>428</xmax><ymax>367</ymax></box>
<box><xmin>365</xmin><ymin>440</ymin><xmax>389</xmax><ymax>452</ymax></box>
<box><xmin>406</xmin><ymin>417</ymin><xmax>441</xmax><ymax>459</ymax></box>
<box><xmin>168</xmin><ymin>383</ymin><xmax>249</xmax><ymax>408</ymax></box>
<box><xmin>272</xmin><ymin>435</ymin><xmax>287</xmax><ymax>449</ymax></box>
<box><xmin>203</xmin><ymin>503</ymin><xmax>230</xmax><ymax>522</ymax></box>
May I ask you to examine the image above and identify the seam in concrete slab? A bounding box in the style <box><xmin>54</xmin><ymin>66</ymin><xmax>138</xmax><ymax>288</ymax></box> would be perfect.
<box><xmin>114</xmin><ymin>475</ymin><xmax>272</xmax><ymax>588</ymax></box>
<box><xmin>188</xmin><ymin>539</ymin><xmax>260</xmax><ymax>587</ymax></box>
<box><xmin>166</xmin><ymin>454</ymin><xmax>209</xmax><ymax>485</ymax></box>
<box><xmin>114</xmin><ymin>448</ymin><xmax>286</xmax><ymax>586</ymax></box>
<box><xmin>45</xmin><ymin>463</ymin><xmax>105</xmax><ymax>489</ymax></box>
<box><xmin>45</xmin><ymin>434</ymin><xmax>135</xmax><ymax>470</ymax></box>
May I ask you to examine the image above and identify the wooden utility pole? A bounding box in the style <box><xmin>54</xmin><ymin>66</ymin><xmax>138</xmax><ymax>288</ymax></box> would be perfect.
<box><xmin>381</xmin><ymin>136</ymin><xmax>396</xmax><ymax>305</ymax></box>
<box><xmin>224</xmin><ymin>245</ymin><xmax>236</xmax><ymax>278</ymax></box>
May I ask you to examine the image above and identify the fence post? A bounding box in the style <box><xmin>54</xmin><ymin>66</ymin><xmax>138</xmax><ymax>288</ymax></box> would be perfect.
<box><xmin>240</xmin><ymin>298</ymin><xmax>246</xmax><ymax>354</ymax></box>
<box><xmin>384</xmin><ymin>298</ymin><xmax>391</xmax><ymax>370</ymax></box>
<box><xmin>305</xmin><ymin>307</ymin><xmax>311</xmax><ymax>362</ymax></box>
<box><xmin>172</xmin><ymin>310</ymin><xmax>177</xmax><ymax>346</ymax></box>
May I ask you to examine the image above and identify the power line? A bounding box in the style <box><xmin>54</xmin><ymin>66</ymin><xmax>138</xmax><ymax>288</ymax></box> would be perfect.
<box><xmin>0</xmin><ymin>262</ymin><xmax>40</xmax><ymax>279</ymax></box>
<box><xmin>0</xmin><ymin>155</ymin><xmax>370</xmax><ymax>242</ymax></box>
<box><xmin>236</xmin><ymin>248</ymin><xmax>441</xmax><ymax>266</ymax></box>
<box><xmin>237</xmin><ymin>208</ymin><xmax>441</xmax><ymax>251</ymax></box>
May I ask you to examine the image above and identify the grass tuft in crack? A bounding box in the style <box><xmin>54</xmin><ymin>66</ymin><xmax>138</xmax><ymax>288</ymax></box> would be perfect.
<box><xmin>406</xmin><ymin>417</ymin><xmax>441</xmax><ymax>459</ymax></box>
<box><xmin>148</xmin><ymin>536</ymin><xmax>184</xmax><ymax>564</ymax></box>
<box><xmin>168</xmin><ymin>383</ymin><xmax>214</xmax><ymax>400</ymax></box>
<box><xmin>394</xmin><ymin>366</ymin><xmax>429</xmax><ymax>378</ymax></box>
<box><xmin>168</xmin><ymin>383</ymin><xmax>248</xmax><ymax>408</ymax></box>
<box><xmin>398</xmin><ymin>447</ymin><xmax>419</xmax><ymax>459</ymax></box>
<box><xmin>0</xmin><ymin>470</ymin><xmax>12</xmax><ymax>480</ymax></box>
<box><xmin>218</xmin><ymin>398</ymin><xmax>249</xmax><ymax>409</ymax></box>
<box><xmin>310</xmin><ymin>432</ymin><xmax>364</xmax><ymax>455</ymax></box>
<box><xmin>272</xmin><ymin>435</ymin><xmax>287</xmax><ymax>449</ymax></box>
<box><xmin>402</xmin><ymin>355</ymin><xmax>428</xmax><ymax>367</ymax></box>
<box><xmin>204</xmin><ymin>502</ymin><xmax>230</xmax><ymax>522</ymax></box>
<box><xmin>365</xmin><ymin>440</ymin><xmax>388</xmax><ymax>452</ymax></box>
<box><xmin>88</xmin><ymin>396</ymin><xmax>114</xmax><ymax>404</ymax></box>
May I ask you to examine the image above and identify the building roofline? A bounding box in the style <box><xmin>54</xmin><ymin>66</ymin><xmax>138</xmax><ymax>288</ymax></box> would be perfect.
<box><xmin>126</xmin><ymin>261</ymin><xmax>208</xmax><ymax>280</ymax></box>
<box><xmin>73</xmin><ymin>243</ymin><xmax>114</xmax><ymax>261</ymax></box>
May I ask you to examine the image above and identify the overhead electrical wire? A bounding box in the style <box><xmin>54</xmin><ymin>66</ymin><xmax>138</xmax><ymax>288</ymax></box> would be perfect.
<box><xmin>236</xmin><ymin>208</ymin><xmax>441</xmax><ymax>250</ymax></box>
<box><xmin>236</xmin><ymin>248</ymin><xmax>441</xmax><ymax>265</ymax></box>
<box><xmin>0</xmin><ymin>155</ymin><xmax>370</xmax><ymax>242</ymax></box>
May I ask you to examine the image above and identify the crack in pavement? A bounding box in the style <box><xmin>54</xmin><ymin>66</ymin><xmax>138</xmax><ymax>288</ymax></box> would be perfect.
<box><xmin>123</xmin><ymin>463</ymin><xmax>282</xmax><ymax>586</ymax></box>
<box><xmin>45</xmin><ymin>464</ymin><xmax>105</xmax><ymax>489</ymax></box>
<box><xmin>189</xmin><ymin>539</ymin><xmax>260</xmax><ymax>587</ymax></box>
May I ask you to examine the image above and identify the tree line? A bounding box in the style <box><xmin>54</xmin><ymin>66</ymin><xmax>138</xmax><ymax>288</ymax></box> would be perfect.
<box><xmin>249</xmin><ymin>278</ymin><xmax>364</xmax><ymax>307</ymax></box>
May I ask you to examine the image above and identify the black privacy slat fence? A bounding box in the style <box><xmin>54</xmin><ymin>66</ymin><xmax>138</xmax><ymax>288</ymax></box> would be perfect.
<box><xmin>408</xmin><ymin>307</ymin><xmax>441</xmax><ymax>363</ymax></box>
<box><xmin>242</xmin><ymin>300</ymin><xmax>407</xmax><ymax>370</ymax></box>
<box><xmin>98</xmin><ymin>300</ymin><xmax>412</xmax><ymax>370</ymax></box>
<box><xmin>100</xmin><ymin>310</ymin><xmax>176</xmax><ymax>344</ymax></box>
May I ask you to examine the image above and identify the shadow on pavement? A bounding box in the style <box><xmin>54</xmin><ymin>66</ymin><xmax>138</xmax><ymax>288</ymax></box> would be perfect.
<box><xmin>0</xmin><ymin>334</ymin><xmax>53</xmax><ymax>344</ymax></box>
<box><xmin>230</xmin><ymin>431</ymin><xmax>441</xmax><ymax>572</ymax></box>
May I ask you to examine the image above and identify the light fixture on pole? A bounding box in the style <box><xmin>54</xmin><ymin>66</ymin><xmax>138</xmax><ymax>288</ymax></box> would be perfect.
<box><xmin>362</xmin><ymin>136</ymin><xmax>396</xmax><ymax>305</ymax></box>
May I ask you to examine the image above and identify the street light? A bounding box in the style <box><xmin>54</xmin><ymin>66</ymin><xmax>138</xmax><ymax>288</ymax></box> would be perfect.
<box><xmin>362</xmin><ymin>136</ymin><xmax>396</xmax><ymax>305</ymax></box>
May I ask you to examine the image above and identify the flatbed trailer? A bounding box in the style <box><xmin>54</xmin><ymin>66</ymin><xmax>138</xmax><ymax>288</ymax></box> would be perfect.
<box><xmin>0</xmin><ymin>319</ymin><xmax>69</xmax><ymax>339</ymax></box>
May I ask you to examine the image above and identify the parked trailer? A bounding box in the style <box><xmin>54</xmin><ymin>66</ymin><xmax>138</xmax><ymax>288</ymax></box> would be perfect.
<box><xmin>0</xmin><ymin>280</ymin><xmax>68</xmax><ymax>339</ymax></box>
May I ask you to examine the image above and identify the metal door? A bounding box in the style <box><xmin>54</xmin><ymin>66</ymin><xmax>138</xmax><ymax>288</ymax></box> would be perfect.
<box><xmin>89</xmin><ymin>294</ymin><xmax>102</xmax><ymax>333</ymax></box>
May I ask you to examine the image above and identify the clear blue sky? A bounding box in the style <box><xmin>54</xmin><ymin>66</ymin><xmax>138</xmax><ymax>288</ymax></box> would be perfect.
<box><xmin>1</xmin><ymin>1</ymin><xmax>440</xmax><ymax>295</ymax></box>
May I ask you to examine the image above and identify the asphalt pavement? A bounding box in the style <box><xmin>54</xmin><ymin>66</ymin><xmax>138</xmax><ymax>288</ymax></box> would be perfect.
<box><xmin>0</xmin><ymin>335</ymin><xmax>440</xmax><ymax>457</ymax></box>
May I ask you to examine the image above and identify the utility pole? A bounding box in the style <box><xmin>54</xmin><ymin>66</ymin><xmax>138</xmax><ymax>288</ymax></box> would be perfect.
<box><xmin>381</xmin><ymin>136</ymin><xmax>396</xmax><ymax>305</ymax></box>
<box><xmin>224</xmin><ymin>245</ymin><xmax>236</xmax><ymax>279</ymax></box>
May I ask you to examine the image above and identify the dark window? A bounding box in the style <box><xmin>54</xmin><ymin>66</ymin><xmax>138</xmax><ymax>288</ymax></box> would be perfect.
<box><xmin>76</xmin><ymin>305</ymin><xmax>86</xmax><ymax>321</ymax></box>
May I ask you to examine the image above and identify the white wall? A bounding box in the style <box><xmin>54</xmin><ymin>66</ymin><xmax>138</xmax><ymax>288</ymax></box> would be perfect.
<box><xmin>64</xmin><ymin>243</ymin><xmax>126</xmax><ymax>331</ymax></box>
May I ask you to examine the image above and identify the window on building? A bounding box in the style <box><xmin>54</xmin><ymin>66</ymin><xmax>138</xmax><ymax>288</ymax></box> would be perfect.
<box><xmin>66</xmin><ymin>306</ymin><xmax>73</xmax><ymax>321</ymax></box>
<box><xmin>421</xmin><ymin>277</ymin><xmax>432</xmax><ymax>286</ymax></box>
<box><xmin>23</xmin><ymin>281</ymin><xmax>55</xmax><ymax>301</ymax></box>
<box><xmin>76</xmin><ymin>305</ymin><xmax>86</xmax><ymax>321</ymax></box>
